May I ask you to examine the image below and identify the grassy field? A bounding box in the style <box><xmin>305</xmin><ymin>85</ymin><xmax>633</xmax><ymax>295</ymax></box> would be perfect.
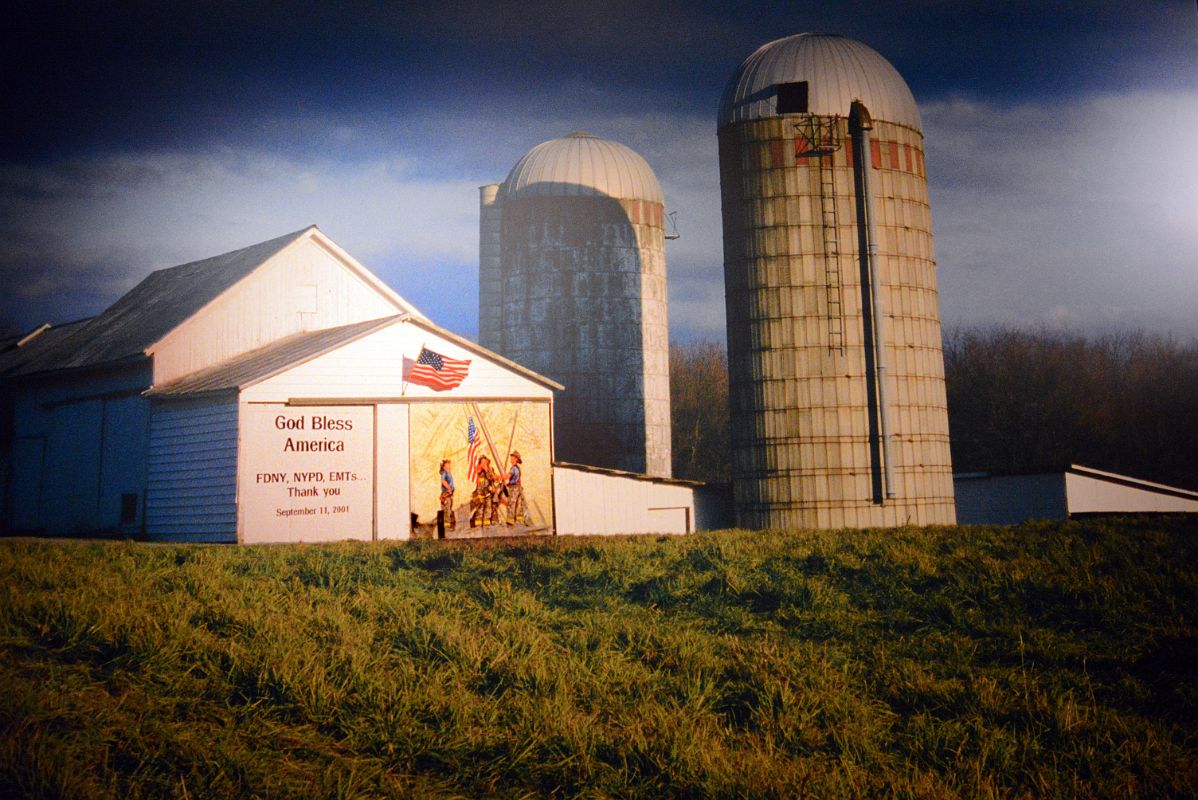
<box><xmin>1</xmin><ymin>518</ymin><xmax>1196</xmax><ymax>799</ymax></box>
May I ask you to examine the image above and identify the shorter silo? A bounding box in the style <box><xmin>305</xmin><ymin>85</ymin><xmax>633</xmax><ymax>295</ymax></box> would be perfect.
<box><xmin>480</xmin><ymin>132</ymin><xmax>672</xmax><ymax>477</ymax></box>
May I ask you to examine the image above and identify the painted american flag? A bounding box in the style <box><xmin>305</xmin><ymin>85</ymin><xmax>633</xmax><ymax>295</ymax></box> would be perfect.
<box><xmin>408</xmin><ymin>347</ymin><xmax>470</xmax><ymax>391</ymax></box>
<box><xmin>466</xmin><ymin>417</ymin><xmax>482</xmax><ymax>482</ymax></box>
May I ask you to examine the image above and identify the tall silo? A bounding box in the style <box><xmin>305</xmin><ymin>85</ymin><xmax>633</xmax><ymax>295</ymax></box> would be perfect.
<box><xmin>480</xmin><ymin>132</ymin><xmax>671</xmax><ymax>476</ymax></box>
<box><xmin>718</xmin><ymin>33</ymin><xmax>956</xmax><ymax>529</ymax></box>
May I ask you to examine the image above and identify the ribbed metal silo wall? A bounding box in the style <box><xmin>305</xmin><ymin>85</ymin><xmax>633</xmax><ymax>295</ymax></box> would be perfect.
<box><xmin>478</xmin><ymin>184</ymin><xmax>503</xmax><ymax>350</ymax></box>
<box><xmin>719</xmin><ymin>115</ymin><xmax>955</xmax><ymax>529</ymax></box>
<box><xmin>498</xmin><ymin>195</ymin><xmax>671</xmax><ymax>476</ymax></box>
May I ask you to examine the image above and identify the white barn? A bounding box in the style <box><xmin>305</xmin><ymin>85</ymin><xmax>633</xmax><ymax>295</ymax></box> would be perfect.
<box><xmin>1</xmin><ymin>227</ymin><xmax>717</xmax><ymax>542</ymax></box>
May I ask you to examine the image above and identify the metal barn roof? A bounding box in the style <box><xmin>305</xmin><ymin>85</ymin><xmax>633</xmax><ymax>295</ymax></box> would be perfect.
<box><xmin>718</xmin><ymin>33</ymin><xmax>921</xmax><ymax>130</ymax></box>
<box><xmin>501</xmin><ymin>132</ymin><xmax>665</xmax><ymax>204</ymax></box>
<box><xmin>0</xmin><ymin>317</ymin><xmax>94</xmax><ymax>377</ymax></box>
<box><xmin>8</xmin><ymin>227</ymin><xmax>313</xmax><ymax>377</ymax></box>
<box><xmin>146</xmin><ymin>313</ymin><xmax>565</xmax><ymax>398</ymax></box>
<box><xmin>145</xmin><ymin>316</ymin><xmax>405</xmax><ymax>397</ymax></box>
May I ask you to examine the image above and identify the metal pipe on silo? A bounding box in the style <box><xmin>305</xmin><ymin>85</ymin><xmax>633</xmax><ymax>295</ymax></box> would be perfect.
<box><xmin>850</xmin><ymin>101</ymin><xmax>896</xmax><ymax>500</ymax></box>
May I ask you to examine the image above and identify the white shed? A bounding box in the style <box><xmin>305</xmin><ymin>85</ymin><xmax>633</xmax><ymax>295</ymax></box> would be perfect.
<box><xmin>552</xmin><ymin>462</ymin><xmax>731</xmax><ymax>535</ymax></box>
<box><xmin>145</xmin><ymin>315</ymin><xmax>560</xmax><ymax>543</ymax></box>
<box><xmin>954</xmin><ymin>464</ymin><xmax>1198</xmax><ymax>526</ymax></box>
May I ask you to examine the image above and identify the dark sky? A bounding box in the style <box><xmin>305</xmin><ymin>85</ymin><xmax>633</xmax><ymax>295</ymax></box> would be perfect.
<box><xmin>3</xmin><ymin>1</ymin><xmax>1196</xmax><ymax>339</ymax></box>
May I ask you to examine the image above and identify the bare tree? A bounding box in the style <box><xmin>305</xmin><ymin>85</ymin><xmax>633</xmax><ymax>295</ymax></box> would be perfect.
<box><xmin>670</xmin><ymin>341</ymin><xmax>730</xmax><ymax>483</ymax></box>
<box><xmin>670</xmin><ymin>328</ymin><xmax>1198</xmax><ymax>491</ymax></box>
<box><xmin>944</xmin><ymin>326</ymin><xmax>1198</xmax><ymax>490</ymax></box>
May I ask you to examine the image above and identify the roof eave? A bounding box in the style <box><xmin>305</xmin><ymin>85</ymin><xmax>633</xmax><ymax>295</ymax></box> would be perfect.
<box><xmin>2</xmin><ymin>352</ymin><xmax>151</xmax><ymax>386</ymax></box>
<box><xmin>145</xmin><ymin>314</ymin><xmax>408</xmax><ymax>398</ymax></box>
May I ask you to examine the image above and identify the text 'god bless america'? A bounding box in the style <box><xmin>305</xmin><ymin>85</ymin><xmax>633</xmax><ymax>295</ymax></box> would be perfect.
<box><xmin>275</xmin><ymin>415</ymin><xmax>353</xmax><ymax>452</ymax></box>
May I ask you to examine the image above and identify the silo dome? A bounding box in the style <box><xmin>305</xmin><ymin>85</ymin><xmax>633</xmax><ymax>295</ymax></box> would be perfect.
<box><xmin>479</xmin><ymin>132</ymin><xmax>672</xmax><ymax>477</ymax></box>
<box><xmin>501</xmin><ymin>131</ymin><xmax>665</xmax><ymax>204</ymax></box>
<box><xmin>718</xmin><ymin>33</ymin><xmax>921</xmax><ymax>130</ymax></box>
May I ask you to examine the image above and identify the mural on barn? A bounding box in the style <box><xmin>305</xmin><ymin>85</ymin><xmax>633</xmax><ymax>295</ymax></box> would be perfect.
<box><xmin>409</xmin><ymin>401</ymin><xmax>552</xmax><ymax>536</ymax></box>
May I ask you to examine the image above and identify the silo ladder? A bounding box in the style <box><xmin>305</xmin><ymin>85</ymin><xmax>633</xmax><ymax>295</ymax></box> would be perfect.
<box><xmin>796</xmin><ymin>115</ymin><xmax>847</xmax><ymax>355</ymax></box>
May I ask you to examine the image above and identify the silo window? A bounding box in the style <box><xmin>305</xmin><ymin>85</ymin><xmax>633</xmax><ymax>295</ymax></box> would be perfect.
<box><xmin>776</xmin><ymin>82</ymin><xmax>809</xmax><ymax>114</ymax></box>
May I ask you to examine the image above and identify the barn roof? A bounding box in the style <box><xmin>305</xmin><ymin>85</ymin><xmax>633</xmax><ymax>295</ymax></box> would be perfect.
<box><xmin>8</xmin><ymin>227</ymin><xmax>313</xmax><ymax>378</ymax></box>
<box><xmin>146</xmin><ymin>315</ymin><xmax>404</xmax><ymax>397</ymax></box>
<box><xmin>0</xmin><ymin>317</ymin><xmax>94</xmax><ymax>377</ymax></box>
<box><xmin>146</xmin><ymin>314</ymin><xmax>565</xmax><ymax>398</ymax></box>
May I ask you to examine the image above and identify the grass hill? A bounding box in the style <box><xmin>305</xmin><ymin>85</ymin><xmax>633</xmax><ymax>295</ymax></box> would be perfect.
<box><xmin>2</xmin><ymin>518</ymin><xmax>1196</xmax><ymax>798</ymax></box>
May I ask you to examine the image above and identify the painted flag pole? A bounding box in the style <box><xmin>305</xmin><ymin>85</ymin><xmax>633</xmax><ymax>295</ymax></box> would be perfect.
<box><xmin>472</xmin><ymin>401</ymin><xmax>504</xmax><ymax>470</ymax></box>
<box><xmin>465</xmin><ymin>413</ymin><xmax>483</xmax><ymax>483</ymax></box>
<box><xmin>501</xmin><ymin>405</ymin><xmax>521</xmax><ymax>469</ymax></box>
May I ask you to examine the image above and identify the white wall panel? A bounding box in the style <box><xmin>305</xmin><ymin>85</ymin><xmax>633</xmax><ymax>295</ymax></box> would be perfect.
<box><xmin>1065</xmin><ymin>472</ymin><xmax>1198</xmax><ymax>515</ymax></box>
<box><xmin>242</xmin><ymin>321</ymin><xmax>553</xmax><ymax>403</ymax></box>
<box><xmin>554</xmin><ymin>466</ymin><xmax>696</xmax><ymax>536</ymax></box>
<box><xmin>9</xmin><ymin>437</ymin><xmax>45</xmax><ymax>530</ymax></box>
<box><xmin>238</xmin><ymin>404</ymin><xmax>375</xmax><ymax>544</ymax></box>
<box><xmin>40</xmin><ymin>401</ymin><xmax>103</xmax><ymax>533</ymax></box>
<box><xmin>376</xmin><ymin>403</ymin><xmax>411</xmax><ymax>540</ymax></box>
<box><xmin>98</xmin><ymin>394</ymin><xmax>150</xmax><ymax>531</ymax></box>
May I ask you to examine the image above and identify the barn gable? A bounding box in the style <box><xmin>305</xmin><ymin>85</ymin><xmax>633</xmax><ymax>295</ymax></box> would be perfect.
<box><xmin>6</xmin><ymin>226</ymin><xmax>422</xmax><ymax>386</ymax></box>
<box><xmin>149</xmin><ymin>227</ymin><xmax>422</xmax><ymax>384</ymax></box>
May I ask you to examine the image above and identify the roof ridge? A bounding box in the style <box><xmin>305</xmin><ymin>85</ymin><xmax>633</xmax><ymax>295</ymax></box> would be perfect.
<box><xmin>145</xmin><ymin>225</ymin><xmax>313</xmax><ymax>280</ymax></box>
<box><xmin>10</xmin><ymin>226</ymin><xmax>317</xmax><ymax>377</ymax></box>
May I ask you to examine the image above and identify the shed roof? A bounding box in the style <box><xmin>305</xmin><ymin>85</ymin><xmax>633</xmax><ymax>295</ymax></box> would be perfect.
<box><xmin>147</xmin><ymin>314</ymin><xmax>565</xmax><ymax>399</ymax></box>
<box><xmin>0</xmin><ymin>317</ymin><xmax>95</xmax><ymax>377</ymax></box>
<box><xmin>146</xmin><ymin>316</ymin><xmax>405</xmax><ymax>397</ymax></box>
<box><xmin>10</xmin><ymin>228</ymin><xmax>313</xmax><ymax>377</ymax></box>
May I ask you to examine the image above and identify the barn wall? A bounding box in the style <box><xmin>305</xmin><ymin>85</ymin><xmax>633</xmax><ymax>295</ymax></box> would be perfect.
<box><xmin>553</xmin><ymin>466</ymin><xmax>697</xmax><ymax>535</ymax></box>
<box><xmin>152</xmin><ymin>237</ymin><xmax>401</xmax><ymax>384</ymax></box>
<box><xmin>7</xmin><ymin>364</ymin><xmax>150</xmax><ymax>534</ymax></box>
<box><xmin>1065</xmin><ymin>472</ymin><xmax>1198</xmax><ymax>515</ymax></box>
<box><xmin>242</xmin><ymin>322</ymin><xmax>553</xmax><ymax>403</ymax></box>
<box><xmin>376</xmin><ymin>403</ymin><xmax>411</xmax><ymax>540</ymax></box>
<box><xmin>146</xmin><ymin>397</ymin><xmax>239</xmax><ymax>542</ymax></box>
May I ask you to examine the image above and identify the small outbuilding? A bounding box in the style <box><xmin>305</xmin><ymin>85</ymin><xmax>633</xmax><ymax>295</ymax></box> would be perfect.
<box><xmin>954</xmin><ymin>464</ymin><xmax>1198</xmax><ymax>526</ymax></box>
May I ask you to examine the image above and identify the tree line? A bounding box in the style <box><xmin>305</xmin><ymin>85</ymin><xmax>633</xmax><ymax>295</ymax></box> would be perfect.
<box><xmin>671</xmin><ymin>328</ymin><xmax>1198</xmax><ymax>490</ymax></box>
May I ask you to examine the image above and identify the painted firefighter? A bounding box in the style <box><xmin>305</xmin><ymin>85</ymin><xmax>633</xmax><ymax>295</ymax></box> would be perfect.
<box><xmin>504</xmin><ymin>451</ymin><xmax>525</xmax><ymax>525</ymax></box>
<box><xmin>470</xmin><ymin>455</ymin><xmax>500</xmax><ymax>527</ymax></box>
<box><xmin>439</xmin><ymin>459</ymin><xmax>456</xmax><ymax>530</ymax></box>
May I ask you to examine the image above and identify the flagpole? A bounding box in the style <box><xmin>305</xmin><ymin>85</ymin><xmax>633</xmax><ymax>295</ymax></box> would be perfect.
<box><xmin>402</xmin><ymin>342</ymin><xmax>426</xmax><ymax>397</ymax></box>
<box><xmin>473</xmin><ymin>401</ymin><xmax>503</xmax><ymax>469</ymax></box>
<box><xmin>501</xmin><ymin>404</ymin><xmax>521</xmax><ymax>469</ymax></box>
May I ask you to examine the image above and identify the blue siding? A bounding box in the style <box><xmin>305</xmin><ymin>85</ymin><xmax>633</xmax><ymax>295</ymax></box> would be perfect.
<box><xmin>146</xmin><ymin>398</ymin><xmax>238</xmax><ymax>542</ymax></box>
<box><xmin>7</xmin><ymin>363</ymin><xmax>151</xmax><ymax>534</ymax></box>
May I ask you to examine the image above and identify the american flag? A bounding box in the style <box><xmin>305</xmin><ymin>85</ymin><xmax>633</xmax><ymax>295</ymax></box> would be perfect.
<box><xmin>408</xmin><ymin>347</ymin><xmax>470</xmax><ymax>391</ymax></box>
<box><xmin>466</xmin><ymin>418</ymin><xmax>482</xmax><ymax>482</ymax></box>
